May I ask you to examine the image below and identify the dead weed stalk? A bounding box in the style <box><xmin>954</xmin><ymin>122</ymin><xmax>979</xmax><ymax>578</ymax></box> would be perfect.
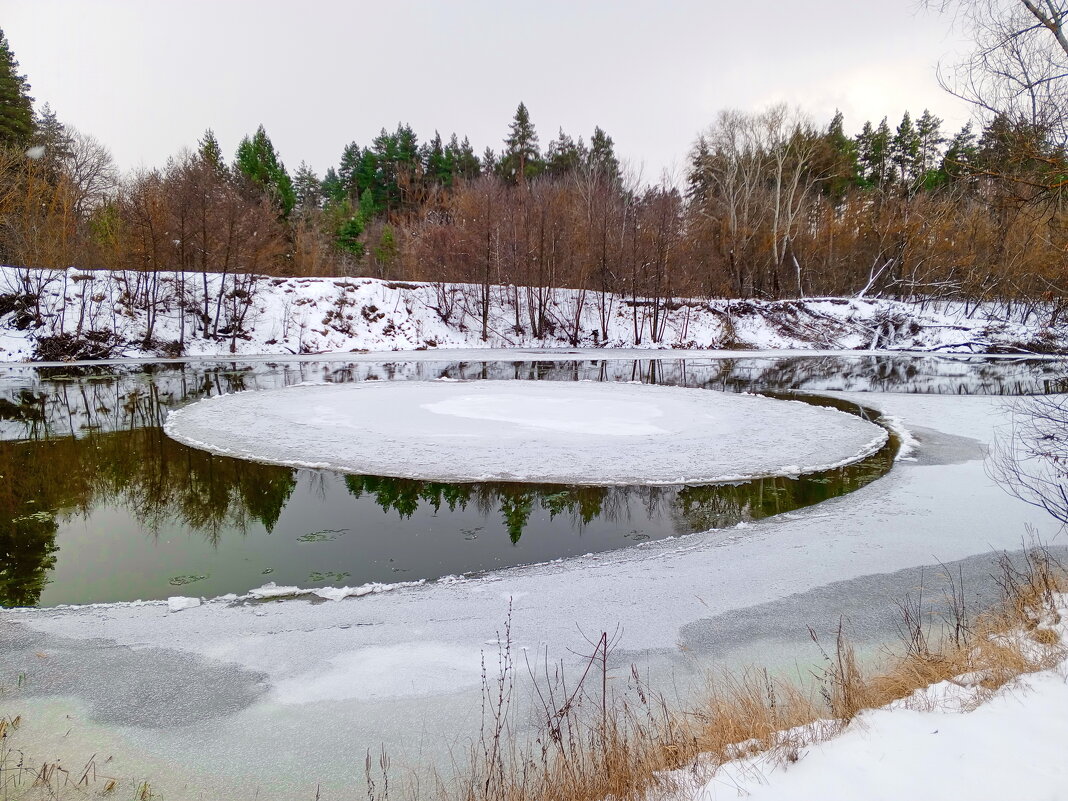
<box><xmin>429</xmin><ymin>545</ymin><xmax>1066</xmax><ymax>801</ymax></box>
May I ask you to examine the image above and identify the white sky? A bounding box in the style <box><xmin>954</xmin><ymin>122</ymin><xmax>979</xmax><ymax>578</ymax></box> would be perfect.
<box><xmin>5</xmin><ymin>0</ymin><xmax>974</xmax><ymax>182</ymax></box>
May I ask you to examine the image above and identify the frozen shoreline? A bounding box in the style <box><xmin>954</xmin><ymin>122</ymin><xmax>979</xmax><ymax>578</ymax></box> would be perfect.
<box><xmin>9</xmin><ymin>346</ymin><xmax>1068</xmax><ymax>371</ymax></box>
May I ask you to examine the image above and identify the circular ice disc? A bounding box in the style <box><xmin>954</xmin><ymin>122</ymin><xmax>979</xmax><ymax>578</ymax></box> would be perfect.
<box><xmin>164</xmin><ymin>380</ymin><xmax>887</xmax><ymax>485</ymax></box>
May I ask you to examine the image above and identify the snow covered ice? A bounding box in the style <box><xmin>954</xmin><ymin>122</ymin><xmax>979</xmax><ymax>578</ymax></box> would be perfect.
<box><xmin>163</xmin><ymin>380</ymin><xmax>887</xmax><ymax>484</ymax></box>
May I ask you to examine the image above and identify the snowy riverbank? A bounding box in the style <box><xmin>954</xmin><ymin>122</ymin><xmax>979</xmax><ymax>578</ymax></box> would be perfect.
<box><xmin>686</xmin><ymin>594</ymin><xmax>1068</xmax><ymax>801</ymax></box>
<box><xmin>3</xmin><ymin>266</ymin><xmax>1068</xmax><ymax>361</ymax></box>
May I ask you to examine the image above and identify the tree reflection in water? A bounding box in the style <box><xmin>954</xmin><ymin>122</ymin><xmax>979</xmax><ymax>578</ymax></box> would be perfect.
<box><xmin>0</xmin><ymin>428</ymin><xmax>297</xmax><ymax>606</ymax></box>
<box><xmin>0</xmin><ymin>363</ymin><xmax>911</xmax><ymax>607</ymax></box>
<box><xmin>345</xmin><ymin>475</ymin><xmax>610</xmax><ymax>543</ymax></box>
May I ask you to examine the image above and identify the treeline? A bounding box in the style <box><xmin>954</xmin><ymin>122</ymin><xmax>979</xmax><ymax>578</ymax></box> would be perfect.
<box><xmin>1</xmin><ymin>25</ymin><xmax>1066</xmax><ymax>336</ymax></box>
<box><xmin>687</xmin><ymin>106</ymin><xmax>1067</xmax><ymax>302</ymax></box>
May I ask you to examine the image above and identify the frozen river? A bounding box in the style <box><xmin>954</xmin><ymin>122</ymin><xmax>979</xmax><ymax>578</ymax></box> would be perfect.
<box><xmin>1</xmin><ymin>350</ymin><xmax>1066</xmax><ymax>800</ymax></box>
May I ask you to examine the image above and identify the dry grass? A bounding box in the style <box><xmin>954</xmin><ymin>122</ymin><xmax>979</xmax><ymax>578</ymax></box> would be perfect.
<box><xmin>427</xmin><ymin>544</ymin><xmax>1067</xmax><ymax>801</ymax></box>
<box><xmin>865</xmin><ymin>546</ymin><xmax>1065</xmax><ymax>711</ymax></box>
<box><xmin>0</xmin><ymin>716</ymin><xmax>153</xmax><ymax>801</ymax></box>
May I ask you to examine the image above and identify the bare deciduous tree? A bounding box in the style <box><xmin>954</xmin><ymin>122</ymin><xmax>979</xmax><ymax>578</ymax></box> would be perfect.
<box><xmin>991</xmin><ymin>393</ymin><xmax>1068</xmax><ymax>524</ymax></box>
<box><xmin>933</xmin><ymin>0</ymin><xmax>1068</xmax><ymax>191</ymax></box>
<box><xmin>64</xmin><ymin>127</ymin><xmax>117</xmax><ymax>218</ymax></box>
<box><xmin>690</xmin><ymin>105</ymin><xmax>827</xmax><ymax>298</ymax></box>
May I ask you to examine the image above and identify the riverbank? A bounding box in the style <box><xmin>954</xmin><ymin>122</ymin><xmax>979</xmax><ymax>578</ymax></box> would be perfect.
<box><xmin>3</xmin><ymin>266</ymin><xmax>1067</xmax><ymax>361</ymax></box>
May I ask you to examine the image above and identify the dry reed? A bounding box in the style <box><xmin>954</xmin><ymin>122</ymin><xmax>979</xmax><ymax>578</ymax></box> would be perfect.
<box><xmin>429</xmin><ymin>544</ymin><xmax>1066</xmax><ymax>801</ymax></box>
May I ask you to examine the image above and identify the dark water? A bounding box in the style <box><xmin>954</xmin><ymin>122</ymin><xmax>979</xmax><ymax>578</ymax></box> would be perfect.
<box><xmin>0</xmin><ymin>354</ymin><xmax>1061</xmax><ymax>607</ymax></box>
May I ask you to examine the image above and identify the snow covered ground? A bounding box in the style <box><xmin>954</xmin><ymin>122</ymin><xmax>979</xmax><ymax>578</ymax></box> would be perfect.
<box><xmin>3</xmin><ymin>386</ymin><xmax>1067</xmax><ymax>800</ymax></box>
<box><xmin>689</xmin><ymin>595</ymin><xmax>1068</xmax><ymax>801</ymax></box>
<box><xmin>164</xmin><ymin>380</ymin><xmax>886</xmax><ymax>484</ymax></box>
<box><xmin>3</xmin><ymin>265</ymin><xmax>1067</xmax><ymax>361</ymax></box>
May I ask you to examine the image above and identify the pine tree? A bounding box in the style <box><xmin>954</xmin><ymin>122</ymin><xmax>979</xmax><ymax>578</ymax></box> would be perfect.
<box><xmin>914</xmin><ymin>110</ymin><xmax>945</xmax><ymax>184</ymax></box>
<box><xmin>941</xmin><ymin>122</ymin><xmax>978</xmax><ymax>180</ymax></box>
<box><xmin>854</xmin><ymin>120</ymin><xmax>873</xmax><ymax>178</ymax></box>
<box><xmin>482</xmin><ymin>147</ymin><xmax>498</xmax><ymax>175</ymax></box>
<box><xmin>857</xmin><ymin>118</ymin><xmax>893</xmax><ymax>187</ymax></box>
<box><xmin>587</xmin><ymin>126</ymin><xmax>621</xmax><ymax>183</ymax></box>
<box><xmin>821</xmin><ymin>110</ymin><xmax>860</xmax><ymax>201</ymax></box>
<box><xmin>357</xmin><ymin>187</ymin><xmax>378</xmax><ymax>224</ymax></box>
<box><xmin>335</xmin><ymin>210</ymin><xmax>364</xmax><ymax>258</ymax></box>
<box><xmin>332</xmin><ymin>143</ymin><xmax>378</xmax><ymax>206</ymax></box>
<box><xmin>827</xmin><ymin>109</ymin><xmax>847</xmax><ymax>142</ymax></box>
<box><xmin>545</xmin><ymin>128</ymin><xmax>584</xmax><ymax>177</ymax></box>
<box><xmin>394</xmin><ymin>123</ymin><xmax>419</xmax><ymax>166</ymax></box>
<box><xmin>423</xmin><ymin>131</ymin><xmax>454</xmax><ymax>187</ymax></box>
<box><xmin>293</xmin><ymin>161</ymin><xmax>321</xmax><ymax>213</ymax></box>
<box><xmin>447</xmin><ymin>135</ymin><xmax>480</xmax><ymax>179</ymax></box>
<box><xmin>0</xmin><ymin>27</ymin><xmax>33</xmax><ymax>149</ymax></box>
<box><xmin>687</xmin><ymin>135</ymin><xmax>714</xmax><ymax>201</ymax></box>
<box><xmin>197</xmin><ymin>128</ymin><xmax>225</xmax><ymax>172</ymax></box>
<box><xmin>356</xmin><ymin>148</ymin><xmax>379</xmax><ymax>203</ymax></box>
<box><xmin>974</xmin><ymin>114</ymin><xmax>1052</xmax><ymax>181</ymax></box>
<box><xmin>325</xmin><ymin>193</ymin><xmax>364</xmax><ymax>259</ymax></box>
<box><xmin>371</xmin><ymin>126</ymin><xmax>411</xmax><ymax>212</ymax></box>
<box><xmin>499</xmin><ymin>102</ymin><xmax>542</xmax><ymax>184</ymax></box>
<box><xmin>338</xmin><ymin>141</ymin><xmax>363</xmax><ymax>198</ymax></box>
<box><xmin>321</xmin><ymin>167</ymin><xmax>345</xmax><ymax>204</ymax></box>
<box><xmin>31</xmin><ymin>103</ymin><xmax>72</xmax><ymax>181</ymax></box>
<box><xmin>872</xmin><ymin>118</ymin><xmax>894</xmax><ymax>187</ymax></box>
<box><xmin>235</xmin><ymin>124</ymin><xmax>296</xmax><ymax>216</ymax></box>
<box><xmin>891</xmin><ymin>111</ymin><xmax>920</xmax><ymax>187</ymax></box>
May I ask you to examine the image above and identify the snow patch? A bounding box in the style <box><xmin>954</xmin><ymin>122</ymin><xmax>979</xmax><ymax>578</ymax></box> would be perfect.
<box><xmin>245</xmin><ymin>580</ymin><xmax>426</xmax><ymax>603</ymax></box>
<box><xmin>4</xmin><ymin>267</ymin><xmax>1068</xmax><ymax>361</ymax></box>
<box><xmin>422</xmin><ymin>392</ymin><xmax>668</xmax><ymax>436</ymax></box>
<box><xmin>271</xmin><ymin>642</ymin><xmax>486</xmax><ymax>704</ymax></box>
<box><xmin>312</xmin><ymin>581</ymin><xmax>426</xmax><ymax>602</ymax></box>
<box><xmin>166</xmin><ymin>596</ymin><xmax>202</xmax><ymax>613</ymax></box>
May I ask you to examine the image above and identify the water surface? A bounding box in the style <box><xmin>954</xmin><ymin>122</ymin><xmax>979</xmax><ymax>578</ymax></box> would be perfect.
<box><xmin>1</xmin><ymin>354</ymin><xmax>1059</xmax><ymax>606</ymax></box>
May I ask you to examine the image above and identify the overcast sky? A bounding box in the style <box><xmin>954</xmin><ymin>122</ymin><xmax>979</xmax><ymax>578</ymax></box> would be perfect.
<box><xmin>6</xmin><ymin>0</ymin><xmax>974</xmax><ymax>182</ymax></box>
